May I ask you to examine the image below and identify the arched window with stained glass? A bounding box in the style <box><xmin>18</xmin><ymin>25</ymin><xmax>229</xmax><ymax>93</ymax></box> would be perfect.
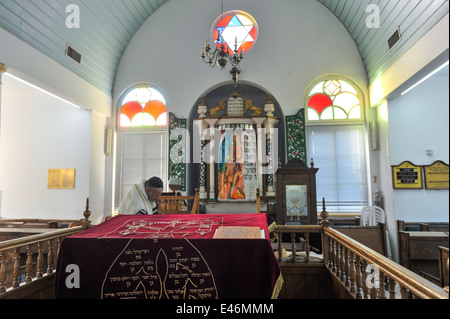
<box><xmin>306</xmin><ymin>78</ymin><xmax>363</xmax><ymax>122</ymax></box>
<box><xmin>119</xmin><ymin>86</ymin><xmax>167</xmax><ymax>128</ymax></box>
<box><xmin>305</xmin><ymin>76</ymin><xmax>368</xmax><ymax>213</ymax></box>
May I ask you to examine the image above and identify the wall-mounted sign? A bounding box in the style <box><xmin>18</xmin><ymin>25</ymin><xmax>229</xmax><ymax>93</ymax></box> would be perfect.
<box><xmin>48</xmin><ymin>169</ymin><xmax>75</xmax><ymax>189</ymax></box>
<box><xmin>392</xmin><ymin>161</ymin><xmax>423</xmax><ymax>189</ymax></box>
<box><xmin>423</xmin><ymin>161</ymin><xmax>449</xmax><ymax>190</ymax></box>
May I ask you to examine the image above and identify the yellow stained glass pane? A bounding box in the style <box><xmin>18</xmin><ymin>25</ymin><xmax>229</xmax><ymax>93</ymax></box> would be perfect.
<box><xmin>348</xmin><ymin>105</ymin><xmax>361</xmax><ymax>119</ymax></box>
<box><xmin>156</xmin><ymin>113</ymin><xmax>168</xmax><ymax>126</ymax></box>
<box><xmin>334</xmin><ymin>92</ymin><xmax>359</xmax><ymax>112</ymax></box>
<box><xmin>309</xmin><ymin>82</ymin><xmax>325</xmax><ymax>96</ymax></box>
<box><xmin>136</xmin><ymin>87</ymin><xmax>152</xmax><ymax>104</ymax></box>
<box><xmin>131</xmin><ymin>113</ymin><xmax>156</xmax><ymax>127</ymax></box>
<box><xmin>307</xmin><ymin>108</ymin><xmax>320</xmax><ymax>121</ymax></box>
<box><xmin>120</xmin><ymin>114</ymin><xmax>131</xmax><ymax>127</ymax></box>
<box><xmin>339</xmin><ymin>81</ymin><xmax>358</xmax><ymax>95</ymax></box>
<box><xmin>321</xmin><ymin>107</ymin><xmax>334</xmax><ymax>120</ymax></box>
<box><xmin>324</xmin><ymin>80</ymin><xmax>341</xmax><ymax>96</ymax></box>
<box><xmin>333</xmin><ymin>107</ymin><xmax>347</xmax><ymax>119</ymax></box>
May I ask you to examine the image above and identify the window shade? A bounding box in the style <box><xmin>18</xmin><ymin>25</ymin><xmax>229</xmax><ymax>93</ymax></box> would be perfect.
<box><xmin>307</xmin><ymin>125</ymin><xmax>368</xmax><ymax>212</ymax></box>
<box><xmin>115</xmin><ymin>132</ymin><xmax>168</xmax><ymax>208</ymax></box>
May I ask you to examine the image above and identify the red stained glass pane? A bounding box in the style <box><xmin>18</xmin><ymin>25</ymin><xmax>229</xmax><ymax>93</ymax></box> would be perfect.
<box><xmin>308</xmin><ymin>94</ymin><xmax>333</xmax><ymax>116</ymax></box>
<box><xmin>241</xmin><ymin>41</ymin><xmax>254</xmax><ymax>52</ymax></box>
<box><xmin>121</xmin><ymin>101</ymin><xmax>143</xmax><ymax>121</ymax></box>
<box><xmin>216</xmin><ymin>15</ymin><xmax>233</xmax><ymax>28</ymax></box>
<box><xmin>249</xmin><ymin>27</ymin><xmax>257</xmax><ymax>40</ymax></box>
<box><xmin>144</xmin><ymin>100</ymin><xmax>166</xmax><ymax>120</ymax></box>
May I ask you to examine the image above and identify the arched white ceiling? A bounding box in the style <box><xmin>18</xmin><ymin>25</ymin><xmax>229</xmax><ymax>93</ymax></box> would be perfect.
<box><xmin>0</xmin><ymin>0</ymin><xmax>447</xmax><ymax>94</ymax></box>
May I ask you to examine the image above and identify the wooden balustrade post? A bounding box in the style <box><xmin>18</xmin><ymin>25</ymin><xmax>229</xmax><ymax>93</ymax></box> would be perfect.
<box><xmin>400</xmin><ymin>285</ymin><xmax>410</xmax><ymax>299</ymax></box>
<box><xmin>349</xmin><ymin>251</ymin><xmax>357</xmax><ymax>294</ymax></box>
<box><xmin>388</xmin><ymin>278</ymin><xmax>397</xmax><ymax>299</ymax></box>
<box><xmin>305</xmin><ymin>233</ymin><xmax>310</xmax><ymax>263</ymax></box>
<box><xmin>36</xmin><ymin>242</ymin><xmax>44</xmax><ymax>279</ymax></box>
<box><xmin>0</xmin><ymin>253</ymin><xmax>6</xmax><ymax>293</ymax></box>
<box><xmin>340</xmin><ymin>245</ymin><xmax>346</xmax><ymax>282</ymax></box>
<box><xmin>12</xmin><ymin>248</ymin><xmax>20</xmax><ymax>288</ymax></box>
<box><xmin>47</xmin><ymin>239</ymin><xmax>54</xmax><ymax>275</ymax></box>
<box><xmin>320</xmin><ymin>197</ymin><xmax>329</xmax><ymax>227</ymax></box>
<box><xmin>335</xmin><ymin>243</ymin><xmax>341</xmax><ymax>277</ymax></box>
<box><xmin>355</xmin><ymin>255</ymin><xmax>363</xmax><ymax>299</ymax></box>
<box><xmin>361</xmin><ymin>260</ymin><xmax>369</xmax><ymax>299</ymax></box>
<box><xmin>291</xmin><ymin>233</ymin><xmax>296</xmax><ymax>262</ymax></box>
<box><xmin>25</xmin><ymin>245</ymin><xmax>33</xmax><ymax>284</ymax></box>
<box><xmin>331</xmin><ymin>239</ymin><xmax>337</xmax><ymax>273</ymax></box>
<box><xmin>377</xmin><ymin>271</ymin><xmax>387</xmax><ymax>299</ymax></box>
<box><xmin>82</xmin><ymin>198</ymin><xmax>92</xmax><ymax>227</ymax></box>
<box><xmin>344</xmin><ymin>248</ymin><xmax>351</xmax><ymax>287</ymax></box>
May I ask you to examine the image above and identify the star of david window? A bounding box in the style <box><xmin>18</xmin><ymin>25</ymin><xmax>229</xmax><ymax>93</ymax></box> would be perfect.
<box><xmin>212</xmin><ymin>11</ymin><xmax>258</xmax><ymax>54</ymax></box>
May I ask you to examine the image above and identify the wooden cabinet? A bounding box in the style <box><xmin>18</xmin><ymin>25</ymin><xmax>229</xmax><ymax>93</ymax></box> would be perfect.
<box><xmin>275</xmin><ymin>159</ymin><xmax>319</xmax><ymax>225</ymax></box>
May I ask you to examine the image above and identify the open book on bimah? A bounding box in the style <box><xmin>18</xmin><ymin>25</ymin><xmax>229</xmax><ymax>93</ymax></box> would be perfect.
<box><xmin>213</xmin><ymin>226</ymin><xmax>265</xmax><ymax>239</ymax></box>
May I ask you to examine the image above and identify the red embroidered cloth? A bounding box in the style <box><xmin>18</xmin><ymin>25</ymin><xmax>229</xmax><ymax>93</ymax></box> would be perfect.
<box><xmin>70</xmin><ymin>213</ymin><xmax>271</xmax><ymax>240</ymax></box>
<box><xmin>55</xmin><ymin>214</ymin><xmax>281</xmax><ymax>300</ymax></box>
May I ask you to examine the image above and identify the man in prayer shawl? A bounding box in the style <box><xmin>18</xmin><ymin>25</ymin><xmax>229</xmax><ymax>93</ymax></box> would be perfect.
<box><xmin>118</xmin><ymin>176</ymin><xmax>164</xmax><ymax>215</ymax></box>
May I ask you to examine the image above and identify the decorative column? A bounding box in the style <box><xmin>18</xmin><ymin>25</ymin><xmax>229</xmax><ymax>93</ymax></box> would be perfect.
<box><xmin>196</xmin><ymin>99</ymin><xmax>208</xmax><ymax>199</ymax></box>
<box><xmin>253</xmin><ymin>117</ymin><xmax>266</xmax><ymax>194</ymax></box>
<box><xmin>264</xmin><ymin>117</ymin><xmax>279</xmax><ymax>196</ymax></box>
<box><xmin>204</xmin><ymin>118</ymin><xmax>218</xmax><ymax>200</ymax></box>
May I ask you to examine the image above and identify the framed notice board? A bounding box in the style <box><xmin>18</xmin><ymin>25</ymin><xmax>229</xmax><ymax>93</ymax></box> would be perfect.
<box><xmin>47</xmin><ymin>169</ymin><xmax>75</xmax><ymax>189</ymax></box>
<box><xmin>392</xmin><ymin>161</ymin><xmax>423</xmax><ymax>189</ymax></box>
<box><xmin>423</xmin><ymin>161</ymin><xmax>449</xmax><ymax>190</ymax></box>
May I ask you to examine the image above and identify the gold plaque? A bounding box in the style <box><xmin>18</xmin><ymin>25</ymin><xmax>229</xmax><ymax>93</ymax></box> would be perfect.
<box><xmin>392</xmin><ymin>161</ymin><xmax>423</xmax><ymax>189</ymax></box>
<box><xmin>424</xmin><ymin>161</ymin><xmax>449</xmax><ymax>190</ymax></box>
<box><xmin>48</xmin><ymin>169</ymin><xmax>75</xmax><ymax>189</ymax></box>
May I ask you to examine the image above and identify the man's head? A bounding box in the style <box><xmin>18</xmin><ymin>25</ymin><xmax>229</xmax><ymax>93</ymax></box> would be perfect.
<box><xmin>144</xmin><ymin>177</ymin><xmax>164</xmax><ymax>201</ymax></box>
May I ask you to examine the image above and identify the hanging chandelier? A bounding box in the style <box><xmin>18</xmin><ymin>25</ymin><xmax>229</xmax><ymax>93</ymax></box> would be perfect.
<box><xmin>200</xmin><ymin>1</ymin><xmax>253</xmax><ymax>82</ymax></box>
<box><xmin>201</xmin><ymin>37</ymin><xmax>242</xmax><ymax>82</ymax></box>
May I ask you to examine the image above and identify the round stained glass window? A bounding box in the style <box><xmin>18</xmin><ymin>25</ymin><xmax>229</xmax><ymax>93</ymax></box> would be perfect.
<box><xmin>212</xmin><ymin>11</ymin><xmax>258</xmax><ymax>55</ymax></box>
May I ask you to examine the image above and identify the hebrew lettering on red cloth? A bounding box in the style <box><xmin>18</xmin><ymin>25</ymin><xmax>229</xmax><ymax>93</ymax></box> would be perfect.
<box><xmin>55</xmin><ymin>214</ymin><xmax>281</xmax><ymax>299</ymax></box>
<box><xmin>70</xmin><ymin>213</ymin><xmax>271</xmax><ymax>240</ymax></box>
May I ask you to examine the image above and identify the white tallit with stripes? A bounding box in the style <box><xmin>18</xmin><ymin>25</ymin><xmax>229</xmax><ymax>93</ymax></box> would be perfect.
<box><xmin>118</xmin><ymin>179</ymin><xmax>157</xmax><ymax>215</ymax></box>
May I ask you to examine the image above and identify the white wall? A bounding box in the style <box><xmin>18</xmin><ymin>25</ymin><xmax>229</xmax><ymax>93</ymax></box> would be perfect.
<box><xmin>388</xmin><ymin>72</ymin><xmax>449</xmax><ymax>222</ymax></box>
<box><xmin>113</xmin><ymin>0</ymin><xmax>367</xmax><ymax>117</ymax></box>
<box><xmin>108</xmin><ymin>0</ymin><xmax>369</xmax><ymax>216</ymax></box>
<box><xmin>0</xmin><ymin>74</ymin><xmax>92</xmax><ymax>220</ymax></box>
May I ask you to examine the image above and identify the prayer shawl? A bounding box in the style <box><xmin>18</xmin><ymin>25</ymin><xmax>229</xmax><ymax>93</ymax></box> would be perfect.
<box><xmin>118</xmin><ymin>179</ymin><xmax>158</xmax><ymax>215</ymax></box>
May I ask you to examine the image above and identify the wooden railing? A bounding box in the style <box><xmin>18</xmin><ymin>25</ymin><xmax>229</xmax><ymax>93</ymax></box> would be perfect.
<box><xmin>323</xmin><ymin>226</ymin><xmax>448</xmax><ymax>299</ymax></box>
<box><xmin>273</xmin><ymin>222</ymin><xmax>449</xmax><ymax>299</ymax></box>
<box><xmin>0</xmin><ymin>200</ymin><xmax>92</xmax><ymax>298</ymax></box>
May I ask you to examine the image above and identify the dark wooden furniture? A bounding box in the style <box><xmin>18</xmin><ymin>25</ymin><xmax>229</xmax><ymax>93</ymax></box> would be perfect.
<box><xmin>157</xmin><ymin>188</ymin><xmax>200</xmax><ymax>214</ymax></box>
<box><xmin>333</xmin><ymin>223</ymin><xmax>388</xmax><ymax>256</ymax></box>
<box><xmin>275</xmin><ymin>159</ymin><xmax>318</xmax><ymax>225</ymax></box>
<box><xmin>439</xmin><ymin>246</ymin><xmax>449</xmax><ymax>288</ymax></box>
<box><xmin>397</xmin><ymin>220</ymin><xmax>449</xmax><ymax>232</ymax></box>
<box><xmin>398</xmin><ymin>230</ymin><xmax>449</xmax><ymax>278</ymax></box>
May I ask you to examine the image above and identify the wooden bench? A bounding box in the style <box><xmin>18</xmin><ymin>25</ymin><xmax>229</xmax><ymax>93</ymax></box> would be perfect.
<box><xmin>398</xmin><ymin>230</ymin><xmax>449</xmax><ymax>279</ymax></box>
<box><xmin>332</xmin><ymin>223</ymin><xmax>388</xmax><ymax>256</ymax></box>
<box><xmin>157</xmin><ymin>188</ymin><xmax>200</xmax><ymax>215</ymax></box>
<box><xmin>397</xmin><ymin>220</ymin><xmax>449</xmax><ymax>232</ymax></box>
<box><xmin>439</xmin><ymin>246</ymin><xmax>449</xmax><ymax>289</ymax></box>
<box><xmin>0</xmin><ymin>219</ymin><xmax>82</xmax><ymax>229</ymax></box>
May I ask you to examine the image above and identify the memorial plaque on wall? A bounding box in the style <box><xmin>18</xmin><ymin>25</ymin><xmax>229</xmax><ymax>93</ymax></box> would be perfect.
<box><xmin>48</xmin><ymin>169</ymin><xmax>75</xmax><ymax>189</ymax></box>
<box><xmin>391</xmin><ymin>161</ymin><xmax>423</xmax><ymax>189</ymax></box>
<box><xmin>424</xmin><ymin>160</ymin><xmax>449</xmax><ymax>190</ymax></box>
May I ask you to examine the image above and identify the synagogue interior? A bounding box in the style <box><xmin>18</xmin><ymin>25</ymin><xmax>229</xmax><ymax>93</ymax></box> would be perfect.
<box><xmin>0</xmin><ymin>0</ymin><xmax>448</xmax><ymax>301</ymax></box>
